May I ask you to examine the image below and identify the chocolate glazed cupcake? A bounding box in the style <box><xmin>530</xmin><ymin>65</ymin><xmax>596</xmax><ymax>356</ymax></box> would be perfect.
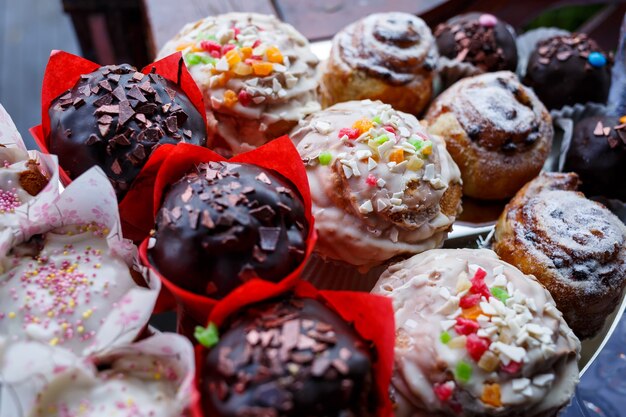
<box><xmin>434</xmin><ymin>12</ymin><xmax>518</xmax><ymax>72</ymax></box>
<box><xmin>320</xmin><ymin>12</ymin><xmax>438</xmax><ymax>115</ymax></box>
<box><xmin>201</xmin><ymin>297</ymin><xmax>376</xmax><ymax>417</ymax></box>
<box><xmin>150</xmin><ymin>161</ymin><xmax>308</xmax><ymax>299</ymax></box>
<box><xmin>49</xmin><ymin>64</ymin><xmax>206</xmax><ymax>199</ymax></box>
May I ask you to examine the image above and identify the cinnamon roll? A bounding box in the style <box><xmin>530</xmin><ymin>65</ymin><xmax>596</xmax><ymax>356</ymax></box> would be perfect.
<box><xmin>291</xmin><ymin>100</ymin><xmax>462</xmax><ymax>271</ymax></box>
<box><xmin>373</xmin><ymin>248</ymin><xmax>580</xmax><ymax>417</ymax></box>
<box><xmin>319</xmin><ymin>13</ymin><xmax>437</xmax><ymax>116</ymax></box>
<box><xmin>425</xmin><ymin>71</ymin><xmax>553</xmax><ymax>200</ymax></box>
<box><xmin>494</xmin><ymin>172</ymin><xmax>626</xmax><ymax>339</ymax></box>
<box><xmin>159</xmin><ymin>13</ymin><xmax>320</xmax><ymax>155</ymax></box>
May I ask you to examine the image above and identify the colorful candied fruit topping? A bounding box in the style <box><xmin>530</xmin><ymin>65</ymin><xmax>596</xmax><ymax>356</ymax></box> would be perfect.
<box><xmin>195</xmin><ymin>322</ymin><xmax>220</xmax><ymax>348</ymax></box>
<box><xmin>469</xmin><ymin>268</ymin><xmax>491</xmax><ymax>299</ymax></box>
<box><xmin>500</xmin><ymin>360</ymin><xmax>522</xmax><ymax>374</ymax></box>
<box><xmin>338</xmin><ymin>127</ymin><xmax>360</xmax><ymax>140</ymax></box>
<box><xmin>223</xmin><ymin>90</ymin><xmax>238</xmax><ymax>108</ymax></box>
<box><xmin>440</xmin><ymin>331</ymin><xmax>452</xmax><ymax>344</ymax></box>
<box><xmin>481</xmin><ymin>383</ymin><xmax>502</xmax><ymax>407</ymax></box>
<box><xmin>318</xmin><ymin>152</ymin><xmax>332</xmax><ymax>166</ymax></box>
<box><xmin>365</xmin><ymin>174</ymin><xmax>377</xmax><ymax>187</ymax></box>
<box><xmin>490</xmin><ymin>287</ymin><xmax>509</xmax><ymax>303</ymax></box>
<box><xmin>434</xmin><ymin>381</ymin><xmax>455</xmax><ymax>402</ymax></box>
<box><xmin>466</xmin><ymin>333</ymin><xmax>491</xmax><ymax>361</ymax></box>
<box><xmin>455</xmin><ymin>361</ymin><xmax>473</xmax><ymax>383</ymax></box>
<box><xmin>352</xmin><ymin>118</ymin><xmax>374</xmax><ymax>135</ymax></box>
<box><xmin>454</xmin><ymin>317</ymin><xmax>479</xmax><ymax>335</ymax></box>
<box><xmin>459</xmin><ymin>293</ymin><xmax>481</xmax><ymax>309</ymax></box>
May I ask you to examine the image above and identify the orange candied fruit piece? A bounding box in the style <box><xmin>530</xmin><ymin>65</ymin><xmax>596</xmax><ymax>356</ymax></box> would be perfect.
<box><xmin>266</xmin><ymin>46</ymin><xmax>284</xmax><ymax>63</ymax></box>
<box><xmin>352</xmin><ymin>118</ymin><xmax>374</xmax><ymax>135</ymax></box>
<box><xmin>481</xmin><ymin>383</ymin><xmax>502</xmax><ymax>407</ymax></box>
<box><xmin>389</xmin><ymin>149</ymin><xmax>404</xmax><ymax>164</ymax></box>
<box><xmin>461</xmin><ymin>305</ymin><xmax>484</xmax><ymax>320</ymax></box>
<box><xmin>225</xmin><ymin>49</ymin><xmax>242</xmax><ymax>66</ymax></box>
<box><xmin>620</xmin><ymin>115</ymin><xmax>626</xmax><ymax>124</ymax></box>
<box><xmin>223</xmin><ymin>90</ymin><xmax>238</xmax><ymax>108</ymax></box>
<box><xmin>176</xmin><ymin>42</ymin><xmax>202</xmax><ymax>52</ymax></box>
<box><xmin>240</xmin><ymin>46</ymin><xmax>253</xmax><ymax>59</ymax></box>
<box><xmin>252</xmin><ymin>61</ymin><xmax>274</xmax><ymax>76</ymax></box>
<box><xmin>233</xmin><ymin>62</ymin><xmax>253</xmax><ymax>76</ymax></box>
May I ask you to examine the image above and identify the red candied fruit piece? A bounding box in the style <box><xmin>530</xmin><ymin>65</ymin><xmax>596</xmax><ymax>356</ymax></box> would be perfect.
<box><xmin>454</xmin><ymin>317</ymin><xmax>479</xmax><ymax>335</ymax></box>
<box><xmin>466</xmin><ymin>333</ymin><xmax>491</xmax><ymax>361</ymax></box>
<box><xmin>252</xmin><ymin>39</ymin><xmax>261</xmax><ymax>48</ymax></box>
<box><xmin>338</xmin><ymin>128</ymin><xmax>360</xmax><ymax>140</ymax></box>
<box><xmin>200</xmin><ymin>40</ymin><xmax>222</xmax><ymax>54</ymax></box>
<box><xmin>383</xmin><ymin>125</ymin><xmax>395</xmax><ymax>133</ymax></box>
<box><xmin>365</xmin><ymin>174</ymin><xmax>377</xmax><ymax>187</ymax></box>
<box><xmin>221</xmin><ymin>44</ymin><xmax>236</xmax><ymax>55</ymax></box>
<box><xmin>238</xmin><ymin>90</ymin><xmax>251</xmax><ymax>106</ymax></box>
<box><xmin>210</xmin><ymin>51</ymin><xmax>221</xmax><ymax>58</ymax></box>
<box><xmin>501</xmin><ymin>361</ymin><xmax>522</xmax><ymax>374</ymax></box>
<box><xmin>470</xmin><ymin>268</ymin><xmax>491</xmax><ymax>299</ymax></box>
<box><xmin>459</xmin><ymin>293</ymin><xmax>481</xmax><ymax>309</ymax></box>
<box><xmin>433</xmin><ymin>382</ymin><xmax>454</xmax><ymax>402</ymax></box>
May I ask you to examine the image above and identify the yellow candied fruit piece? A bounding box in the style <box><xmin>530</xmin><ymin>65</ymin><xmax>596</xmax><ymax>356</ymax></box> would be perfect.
<box><xmin>456</xmin><ymin>273</ymin><xmax>471</xmax><ymax>293</ymax></box>
<box><xmin>223</xmin><ymin>90</ymin><xmax>238</xmax><ymax>108</ymax></box>
<box><xmin>240</xmin><ymin>46</ymin><xmax>253</xmax><ymax>59</ymax></box>
<box><xmin>421</xmin><ymin>142</ymin><xmax>433</xmax><ymax>156</ymax></box>
<box><xmin>461</xmin><ymin>305</ymin><xmax>484</xmax><ymax>320</ymax></box>
<box><xmin>49</xmin><ymin>337</ymin><xmax>59</xmax><ymax>347</ymax></box>
<box><xmin>233</xmin><ymin>62</ymin><xmax>253</xmax><ymax>76</ymax></box>
<box><xmin>352</xmin><ymin>118</ymin><xmax>374</xmax><ymax>135</ymax></box>
<box><xmin>481</xmin><ymin>383</ymin><xmax>502</xmax><ymax>407</ymax></box>
<box><xmin>406</xmin><ymin>155</ymin><xmax>424</xmax><ymax>171</ymax></box>
<box><xmin>389</xmin><ymin>149</ymin><xmax>404</xmax><ymax>164</ymax></box>
<box><xmin>478</xmin><ymin>351</ymin><xmax>500</xmax><ymax>372</ymax></box>
<box><xmin>252</xmin><ymin>61</ymin><xmax>274</xmax><ymax>76</ymax></box>
<box><xmin>225</xmin><ymin>49</ymin><xmax>242</xmax><ymax>66</ymax></box>
<box><xmin>448</xmin><ymin>335</ymin><xmax>466</xmax><ymax>349</ymax></box>
<box><xmin>266</xmin><ymin>46</ymin><xmax>284</xmax><ymax>63</ymax></box>
<box><xmin>176</xmin><ymin>42</ymin><xmax>202</xmax><ymax>52</ymax></box>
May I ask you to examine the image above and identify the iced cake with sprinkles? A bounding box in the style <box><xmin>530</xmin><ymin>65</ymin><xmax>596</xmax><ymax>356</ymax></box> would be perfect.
<box><xmin>372</xmin><ymin>248</ymin><xmax>580</xmax><ymax>417</ymax></box>
<box><xmin>0</xmin><ymin>146</ymin><xmax>48</xmax><ymax>213</ymax></box>
<box><xmin>291</xmin><ymin>100</ymin><xmax>462</xmax><ymax>270</ymax></box>
<box><xmin>0</xmin><ymin>224</ymin><xmax>143</xmax><ymax>355</ymax></box>
<box><xmin>158</xmin><ymin>13</ymin><xmax>320</xmax><ymax>155</ymax></box>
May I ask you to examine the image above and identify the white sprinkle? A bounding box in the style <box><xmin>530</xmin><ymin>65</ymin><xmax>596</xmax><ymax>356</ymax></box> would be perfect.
<box><xmin>342</xmin><ymin>164</ymin><xmax>353</xmax><ymax>179</ymax></box>
<box><xmin>405</xmin><ymin>318</ymin><xmax>418</xmax><ymax>329</ymax></box>
<box><xmin>389</xmin><ymin>228</ymin><xmax>399</xmax><ymax>243</ymax></box>
<box><xmin>277</xmin><ymin>89</ymin><xmax>287</xmax><ymax>98</ymax></box>
<box><xmin>526</xmin><ymin>323</ymin><xmax>550</xmax><ymax>336</ymax></box>
<box><xmin>391</xmin><ymin>160</ymin><xmax>408</xmax><ymax>172</ymax></box>
<box><xmin>376</xmin><ymin>178</ymin><xmax>386</xmax><ymax>188</ymax></box>
<box><xmin>210</xmin><ymin>96</ymin><xmax>222</xmax><ymax>109</ymax></box>
<box><xmin>527</xmin><ymin>298</ymin><xmax>537</xmax><ymax>312</ymax></box>
<box><xmin>439</xmin><ymin>287</ymin><xmax>451</xmax><ymax>299</ymax></box>
<box><xmin>491</xmin><ymin>342</ymin><xmax>526</xmax><ymax>363</ymax></box>
<box><xmin>368</xmin><ymin>158</ymin><xmax>377</xmax><ymax>171</ymax></box>
<box><xmin>378</xmin><ymin>140</ymin><xmax>394</xmax><ymax>156</ymax></box>
<box><xmin>283</xmin><ymin>56</ymin><xmax>291</xmax><ymax>67</ymax></box>
<box><xmin>284</xmin><ymin>73</ymin><xmax>298</xmax><ymax>88</ymax></box>
<box><xmin>208</xmin><ymin>75</ymin><xmax>222</xmax><ymax>88</ymax></box>
<box><xmin>480</xmin><ymin>301</ymin><xmax>497</xmax><ymax>316</ymax></box>
<box><xmin>313</xmin><ymin>121</ymin><xmax>333</xmax><ymax>135</ymax></box>
<box><xmin>215</xmin><ymin>57</ymin><xmax>229</xmax><ymax>72</ymax></box>
<box><xmin>390</xmin><ymin>198</ymin><xmax>403</xmax><ymax>206</ymax></box>
<box><xmin>264</xmin><ymin>87</ymin><xmax>274</xmax><ymax>96</ymax></box>
<box><xmin>441</xmin><ymin>320</ymin><xmax>456</xmax><ymax>331</ymax></box>
<box><xmin>272</xmin><ymin>78</ymin><xmax>282</xmax><ymax>92</ymax></box>
<box><xmin>148</xmin><ymin>237</ymin><xmax>156</xmax><ymax>249</ymax></box>
<box><xmin>273</xmin><ymin>63</ymin><xmax>286</xmax><ymax>72</ymax></box>
<box><xmin>492</xmin><ymin>265</ymin><xmax>504</xmax><ymax>276</ymax></box>
<box><xmin>423</xmin><ymin>164</ymin><xmax>435</xmax><ymax>180</ymax></box>
<box><xmin>493</xmin><ymin>274</ymin><xmax>507</xmax><ymax>287</ymax></box>
<box><xmin>246</xmin><ymin>77</ymin><xmax>259</xmax><ymax>87</ymax></box>
<box><xmin>398</xmin><ymin>126</ymin><xmax>410</xmax><ymax>137</ymax></box>
<box><xmin>252</xmin><ymin>96</ymin><xmax>266</xmax><ymax>104</ymax></box>
<box><xmin>359</xmin><ymin>200</ymin><xmax>373</xmax><ymax>214</ymax></box>
<box><xmin>522</xmin><ymin>386</ymin><xmax>534</xmax><ymax>397</ymax></box>
<box><xmin>512</xmin><ymin>378</ymin><xmax>531</xmax><ymax>392</ymax></box>
<box><xmin>377</xmin><ymin>199</ymin><xmax>388</xmax><ymax>211</ymax></box>
<box><xmin>356</xmin><ymin>150</ymin><xmax>373</xmax><ymax>160</ymax></box>
<box><xmin>392</xmin><ymin>191</ymin><xmax>404</xmax><ymax>199</ymax></box>
<box><xmin>476</xmin><ymin>314</ymin><xmax>490</xmax><ymax>323</ymax></box>
<box><xmin>533</xmin><ymin>374</ymin><xmax>555</xmax><ymax>387</ymax></box>
<box><xmin>437</xmin><ymin>299</ymin><xmax>459</xmax><ymax>316</ymax></box>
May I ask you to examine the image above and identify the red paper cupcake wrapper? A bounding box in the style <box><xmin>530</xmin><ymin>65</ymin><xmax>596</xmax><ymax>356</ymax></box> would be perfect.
<box><xmin>137</xmin><ymin>136</ymin><xmax>316</xmax><ymax>318</ymax></box>
<box><xmin>187</xmin><ymin>279</ymin><xmax>394</xmax><ymax>417</ymax></box>
<box><xmin>29</xmin><ymin>50</ymin><xmax>208</xmax><ymax>242</ymax></box>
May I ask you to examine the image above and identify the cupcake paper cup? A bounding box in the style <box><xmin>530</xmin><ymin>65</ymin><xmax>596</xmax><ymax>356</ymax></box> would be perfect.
<box><xmin>0</xmin><ymin>166</ymin><xmax>160</xmax><ymax>356</ymax></box>
<box><xmin>29</xmin><ymin>50</ymin><xmax>208</xmax><ymax>243</ymax></box>
<box><xmin>136</xmin><ymin>136</ymin><xmax>317</xmax><ymax>335</ymax></box>
<box><xmin>0</xmin><ymin>332</ymin><xmax>196</xmax><ymax>417</ymax></box>
<box><xmin>191</xmin><ymin>279</ymin><xmax>395</xmax><ymax>417</ymax></box>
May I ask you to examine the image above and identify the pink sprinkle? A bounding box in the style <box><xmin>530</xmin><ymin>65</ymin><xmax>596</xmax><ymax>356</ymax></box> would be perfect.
<box><xmin>0</xmin><ymin>188</ymin><xmax>21</xmax><ymax>212</ymax></box>
<box><xmin>383</xmin><ymin>125</ymin><xmax>395</xmax><ymax>133</ymax></box>
<box><xmin>221</xmin><ymin>43</ymin><xmax>236</xmax><ymax>55</ymax></box>
<box><xmin>479</xmin><ymin>14</ymin><xmax>498</xmax><ymax>28</ymax></box>
<box><xmin>200</xmin><ymin>40</ymin><xmax>221</xmax><ymax>54</ymax></box>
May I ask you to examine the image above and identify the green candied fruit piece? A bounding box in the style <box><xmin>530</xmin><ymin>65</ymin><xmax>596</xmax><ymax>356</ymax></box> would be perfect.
<box><xmin>196</xmin><ymin>33</ymin><xmax>218</xmax><ymax>41</ymax></box>
<box><xmin>375</xmin><ymin>134</ymin><xmax>389</xmax><ymax>144</ymax></box>
<box><xmin>409</xmin><ymin>139</ymin><xmax>423</xmax><ymax>150</ymax></box>
<box><xmin>185</xmin><ymin>53</ymin><xmax>202</xmax><ymax>66</ymax></box>
<box><xmin>440</xmin><ymin>331</ymin><xmax>452</xmax><ymax>344</ymax></box>
<box><xmin>318</xmin><ymin>151</ymin><xmax>333</xmax><ymax>166</ymax></box>
<box><xmin>194</xmin><ymin>322</ymin><xmax>219</xmax><ymax>348</ymax></box>
<box><xmin>455</xmin><ymin>361</ymin><xmax>473</xmax><ymax>383</ymax></box>
<box><xmin>372</xmin><ymin>115</ymin><xmax>382</xmax><ymax>125</ymax></box>
<box><xmin>491</xmin><ymin>287</ymin><xmax>509</xmax><ymax>303</ymax></box>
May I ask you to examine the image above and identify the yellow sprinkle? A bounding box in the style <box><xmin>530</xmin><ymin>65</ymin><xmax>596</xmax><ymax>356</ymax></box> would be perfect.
<box><xmin>63</xmin><ymin>250</ymin><xmax>69</xmax><ymax>256</ymax></box>
<box><xmin>77</xmin><ymin>326</ymin><xmax>85</xmax><ymax>333</ymax></box>
<box><xmin>154</xmin><ymin>372</ymin><xmax>162</xmax><ymax>380</ymax></box>
<box><xmin>61</xmin><ymin>323</ymin><xmax>69</xmax><ymax>330</ymax></box>
<box><xmin>47</xmin><ymin>311</ymin><xmax>55</xmax><ymax>318</ymax></box>
<box><xmin>94</xmin><ymin>263</ymin><xmax>101</xmax><ymax>269</ymax></box>
<box><xmin>49</xmin><ymin>337</ymin><xmax>59</xmax><ymax>346</ymax></box>
<box><xmin>82</xmin><ymin>309</ymin><xmax>93</xmax><ymax>319</ymax></box>
<box><xmin>69</xmin><ymin>299</ymin><xmax>76</xmax><ymax>308</ymax></box>
<box><xmin>8</xmin><ymin>312</ymin><xmax>16</xmax><ymax>319</ymax></box>
<box><xmin>127</xmin><ymin>399</ymin><xmax>134</xmax><ymax>406</ymax></box>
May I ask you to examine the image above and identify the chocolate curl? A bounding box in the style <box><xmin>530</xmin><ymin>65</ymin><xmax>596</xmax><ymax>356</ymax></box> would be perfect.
<box><xmin>190</xmin><ymin>280</ymin><xmax>395</xmax><ymax>417</ymax></box>
<box><xmin>30</xmin><ymin>50</ymin><xmax>210</xmax><ymax>242</ymax></box>
<box><xmin>138</xmin><ymin>136</ymin><xmax>316</xmax><ymax>319</ymax></box>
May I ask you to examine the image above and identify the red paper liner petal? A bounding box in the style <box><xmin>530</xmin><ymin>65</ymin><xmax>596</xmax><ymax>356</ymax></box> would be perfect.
<box><xmin>188</xmin><ymin>280</ymin><xmax>394</xmax><ymax>417</ymax></box>
<box><xmin>32</xmin><ymin>50</ymin><xmax>210</xmax><ymax>244</ymax></box>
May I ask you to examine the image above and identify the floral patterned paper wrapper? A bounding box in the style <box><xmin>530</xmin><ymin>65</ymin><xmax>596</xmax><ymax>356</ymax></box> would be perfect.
<box><xmin>0</xmin><ymin>103</ymin><xmax>60</xmax><ymax>238</ymax></box>
<box><xmin>0</xmin><ymin>166</ymin><xmax>160</xmax><ymax>357</ymax></box>
<box><xmin>29</xmin><ymin>50</ymin><xmax>208</xmax><ymax>243</ymax></box>
<box><xmin>0</xmin><ymin>332</ymin><xmax>195</xmax><ymax>417</ymax></box>
<box><xmin>136</xmin><ymin>136</ymin><xmax>316</xmax><ymax>330</ymax></box>
<box><xmin>189</xmin><ymin>279</ymin><xmax>394</xmax><ymax>417</ymax></box>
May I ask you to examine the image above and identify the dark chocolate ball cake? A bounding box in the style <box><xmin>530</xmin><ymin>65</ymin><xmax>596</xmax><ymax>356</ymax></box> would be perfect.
<box><xmin>434</xmin><ymin>12</ymin><xmax>518</xmax><ymax>72</ymax></box>
<box><xmin>150</xmin><ymin>161</ymin><xmax>308</xmax><ymax>299</ymax></box>
<box><xmin>49</xmin><ymin>64</ymin><xmax>206</xmax><ymax>198</ymax></box>
<box><xmin>201</xmin><ymin>297</ymin><xmax>376</xmax><ymax>417</ymax></box>
<box><xmin>523</xmin><ymin>33</ymin><xmax>612</xmax><ymax>110</ymax></box>
<box><xmin>564</xmin><ymin>115</ymin><xmax>626</xmax><ymax>200</ymax></box>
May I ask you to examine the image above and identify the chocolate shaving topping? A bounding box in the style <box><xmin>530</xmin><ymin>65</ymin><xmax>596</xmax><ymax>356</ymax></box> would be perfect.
<box><xmin>127</xmin><ymin>85</ymin><xmax>147</xmax><ymax>103</ymax></box>
<box><xmin>111</xmin><ymin>159</ymin><xmax>122</xmax><ymax>175</ymax></box>
<box><xmin>118</xmin><ymin>100</ymin><xmax>135</xmax><ymax>125</ymax></box>
<box><xmin>259</xmin><ymin>227</ymin><xmax>281</xmax><ymax>251</ymax></box>
<box><xmin>165</xmin><ymin>87</ymin><xmax>177</xmax><ymax>100</ymax></box>
<box><xmin>85</xmin><ymin>134</ymin><xmax>100</xmax><ymax>145</ymax></box>
<box><xmin>98</xmin><ymin>80</ymin><xmax>112</xmax><ymax>92</ymax></box>
<box><xmin>108</xmin><ymin>73</ymin><xmax>121</xmax><ymax>83</ymax></box>
<box><xmin>93</xmin><ymin>93</ymin><xmax>112</xmax><ymax>107</ymax></box>
<box><xmin>111</xmin><ymin>85</ymin><xmax>126</xmax><ymax>101</ymax></box>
